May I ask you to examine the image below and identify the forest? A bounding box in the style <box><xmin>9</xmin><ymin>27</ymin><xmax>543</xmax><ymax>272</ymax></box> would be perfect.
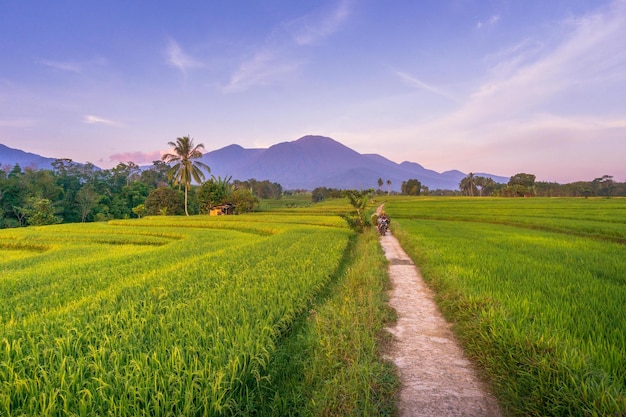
<box><xmin>456</xmin><ymin>172</ymin><xmax>626</xmax><ymax>197</ymax></box>
<box><xmin>0</xmin><ymin>159</ymin><xmax>282</xmax><ymax>228</ymax></box>
<box><xmin>1</xmin><ymin>158</ymin><xmax>624</xmax><ymax>229</ymax></box>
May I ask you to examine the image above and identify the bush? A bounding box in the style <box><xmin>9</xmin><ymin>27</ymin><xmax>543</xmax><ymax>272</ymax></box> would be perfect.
<box><xmin>144</xmin><ymin>187</ymin><xmax>184</xmax><ymax>215</ymax></box>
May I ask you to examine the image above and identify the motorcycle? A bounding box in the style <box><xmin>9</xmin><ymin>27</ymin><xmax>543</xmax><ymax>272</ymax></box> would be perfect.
<box><xmin>378</xmin><ymin>218</ymin><xmax>389</xmax><ymax>236</ymax></box>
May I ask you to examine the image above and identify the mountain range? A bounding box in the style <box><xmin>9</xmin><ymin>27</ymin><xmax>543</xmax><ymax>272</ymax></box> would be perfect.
<box><xmin>0</xmin><ymin>143</ymin><xmax>58</xmax><ymax>172</ymax></box>
<box><xmin>0</xmin><ymin>136</ymin><xmax>509</xmax><ymax>191</ymax></box>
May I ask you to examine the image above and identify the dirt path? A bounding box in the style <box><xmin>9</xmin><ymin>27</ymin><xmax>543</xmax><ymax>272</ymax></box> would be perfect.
<box><xmin>380</xmin><ymin>231</ymin><xmax>502</xmax><ymax>416</ymax></box>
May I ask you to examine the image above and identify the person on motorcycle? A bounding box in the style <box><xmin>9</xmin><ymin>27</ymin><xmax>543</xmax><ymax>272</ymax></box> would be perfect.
<box><xmin>377</xmin><ymin>211</ymin><xmax>390</xmax><ymax>235</ymax></box>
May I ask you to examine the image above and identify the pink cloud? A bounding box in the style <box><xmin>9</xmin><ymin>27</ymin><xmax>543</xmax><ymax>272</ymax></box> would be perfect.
<box><xmin>108</xmin><ymin>150</ymin><xmax>163</xmax><ymax>165</ymax></box>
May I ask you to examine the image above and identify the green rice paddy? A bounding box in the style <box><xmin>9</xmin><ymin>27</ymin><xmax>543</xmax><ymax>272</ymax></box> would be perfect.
<box><xmin>3</xmin><ymin>196</ymin><xmax>624</xmax><ymax>416</ymax></box>
<box><xmin>384</xmin><ymin>196</ymin><xmax>626</xmax><ymax>416</ymax></box>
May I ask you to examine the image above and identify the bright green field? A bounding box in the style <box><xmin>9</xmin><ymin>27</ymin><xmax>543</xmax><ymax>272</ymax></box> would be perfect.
<box><xmin>383</xmin><ymin>197</ymin><xmax>626</xmax><ymax>416</ymax></box>
<box><xmin>0</xmin><ymin>209</ymin><xmax>396</xmax><ymax>416</ymax></box>
<box><xmin>8</xmin><ymin>195</ymin><xmax>622</xmax><ymax>416</ymax></box>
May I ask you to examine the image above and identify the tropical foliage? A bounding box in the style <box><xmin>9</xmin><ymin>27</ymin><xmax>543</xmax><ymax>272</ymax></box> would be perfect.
<box><xmin>340</xmin><ymin>189</ymin><xmax>373</xmax><ymax>232</ymax></box>
<box><xmin>457</xmin><ymin>172</ymin><xmax>626</xmax><ymax>197</ymax></box>
<box><xmin>459</xmin><ymin>173</ymin><xmax>498</xmax><ymax>196</ymax></box>
<box><xmin>161</xmin><ymin>136</ymin><xmax>210</xmax><ymax>216</ymax></box>
<box><xmin>0</xmin><ymin>158</ymin><xmax>280</xmax><ymax>229</ymax></box>
<box><xmin>198</xmin><ymin>175</ymin><xmax>233</xmax><ymax>212</ymax></box>
<box><xmin>311</xmin><ymin>186</ymin><xmax>343</xmax><ymax>203</ymax></box>
<box><xmin>3</xmin><ymin>145</ymin><xmax>626</xmax><ymax>230</ymax></box>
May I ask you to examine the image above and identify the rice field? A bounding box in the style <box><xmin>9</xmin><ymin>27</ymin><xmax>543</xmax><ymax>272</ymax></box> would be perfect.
<box><xmin>8</xmin><ymin>194</ymin><xmax>621</xmax><ymax>416</ymax></box>
<box><xmin>383</xmin><ymin>196</ymin><xmax>626</xmax><ymax>416</ymax></box>
<box><xmin>0</xmin><ymin>213</ymin><xmax>356</xmax><ymax>416</ymax></box>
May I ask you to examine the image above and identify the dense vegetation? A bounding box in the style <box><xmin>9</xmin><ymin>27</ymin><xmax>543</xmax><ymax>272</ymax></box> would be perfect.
<box><xmin>457</xmin><ymin>173</ymin><xmax>626</xmax><ymax>197</ymax></box>
<box><xmin>2</xmin><ymin>153</ymin><xmax>624</xmax><ymax>229</ymax></box>
<box><xmin>311</xmin><ymin>173</ymin><xmax>626</xmax><ymax>200</ymax></box>
<box><xmin>0</xmin><ymin>160</ymin><xmax>283</xmax><ymax>228</ymax></box>
<box><xmin>384</xmin><ymin>197</ymin><xmax>626</xmax><ymax>416</ymax></box>
<box><xmin>0</xmin><ymin>202</ymin><xmax>396</xmax><ymax>416</ymax></box>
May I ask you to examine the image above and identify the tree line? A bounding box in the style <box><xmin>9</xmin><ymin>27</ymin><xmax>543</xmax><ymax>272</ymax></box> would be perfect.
<box><xmin>0</xmin><ymin>136</ymin><xmax>282</xmax><ymax>228</ymax></box>
<box><xmin>383</xmin><ymin>173</ymin><xmax>625</xmax><ymax>197</ymax></box>
<box><xmin>2</xmin><ymin>134</ymin><xmax>623</xmax><ymax>228</ymax></box>
<box><xmin>308</xmin><ymin>172</ymin><xmax>626</xmax><ymax>205</ymax></box>
<box><xmin>457</xmin><ymin>173</ymin><xmax>626</xmax><ymax>197</ymax></box>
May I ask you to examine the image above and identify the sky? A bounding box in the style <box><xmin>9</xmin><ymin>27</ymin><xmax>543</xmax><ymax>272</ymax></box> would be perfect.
<box><xmin>1</xmin><ymin>0</ymin><xmax>625</xmax><ymax>183</ymax></box>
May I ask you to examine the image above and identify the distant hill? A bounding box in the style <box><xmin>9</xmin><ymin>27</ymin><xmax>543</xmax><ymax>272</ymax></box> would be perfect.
<box><xmin>0</xmin><ymin>143</ymin><xmax>56</xmax><ymax>171</ymax></box>
<box><xmin>1</xmin><ymin>136</ymin><xmax>509</xmax><ymax>191</ymax></box>
<box><xmin>200</xmin><ymin>135</ymin><xmax>509</xmax><ymax>191</ymax></box>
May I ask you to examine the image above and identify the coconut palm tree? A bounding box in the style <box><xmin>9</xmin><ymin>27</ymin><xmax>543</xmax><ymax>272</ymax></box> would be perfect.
<box><xmin>460</xmin><ymin>173</ymin><xmax>476</xmax><ymax>196</ymax></box>
<box><xmin>162</xmin><ymin>136</ymin><xmax>210</xmax><ymax>216</ymax></box>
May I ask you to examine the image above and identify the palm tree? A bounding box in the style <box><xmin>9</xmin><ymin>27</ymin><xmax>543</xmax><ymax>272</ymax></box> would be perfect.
<box><xmin>162</xmin><ymin>136</ymin><xmax>210</xmax><ymax>216</ymax></box>
<box><xmin>460</xmin><ymin>173</ymin><xmax>476</xmax><ymax>196</ymax></box>
<box><xmin>386</xmin><ymin>179</ymin><xmax>392</xmax><ymax>195</ymax></box>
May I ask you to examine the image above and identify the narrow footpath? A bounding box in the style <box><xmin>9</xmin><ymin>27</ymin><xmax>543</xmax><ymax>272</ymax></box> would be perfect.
<box><xmin>380</xmin><ymin>231</ymin><xmax>502</xmax><ymax>416</ymax></box>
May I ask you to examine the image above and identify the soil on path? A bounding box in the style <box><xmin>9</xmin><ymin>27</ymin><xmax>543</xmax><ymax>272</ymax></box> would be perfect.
<box><xmin>380</xmin><ymin>231</ymin><xmax>502</xmax><ymax>416</ymax></box>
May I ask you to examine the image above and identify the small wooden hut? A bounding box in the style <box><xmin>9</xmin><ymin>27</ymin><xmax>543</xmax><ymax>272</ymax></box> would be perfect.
<box><xmin>209</xmin><ymin>204</ymin><xmax>235</xmax><ymax>216</ymax></box>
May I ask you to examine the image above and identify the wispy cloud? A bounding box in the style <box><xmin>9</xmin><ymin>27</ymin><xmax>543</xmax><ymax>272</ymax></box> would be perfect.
<box><xmin>38</xmin><ymin>59</ymin><xmax>82</xmax><ymax>73</ymax></box>
<box><xmin>83</xmin><ymin>115</ymin><xmax>123</xmax><ymax>127</ymax></box>
<box><xmin>224</xmin><ymin>0</ymin><xmax>353</xmax><ymax>92</ymax></box>
<box><xmin>476</xmin><ymin>14</ymin><xmax>501</xmax><ymax>30</ymax></box>
<box><xmin>37</xmin><ymin>57</ymin><xmax>107</xmax><ymax>73</ymax></box>
<box><xmin>483</xmin><ymin>39</ymin><xmax>544</xmax><ymax>78</ymax></box>
<box><xmin>465</xmin><ymin>1</ymin><xmax>626</xmax><ymax>118</ymax></box>
<box><xmin>286</xmin><ymin>0</ymin><xmax>352</xmax><ymax>45</ymax></box>
<box><xmin>166</xmin><ymin>39</ymin><xmax>204</xmax><ymax>75</ymax></box>
<box><xmin>223</xmin><ymin>49</ymin><xmax>301</xmax><ymax>92</ymax></box>
<box><xmin>363</xmin><ymin>1</ymin><xmax>626</xmax><ymax>181</ymax></box>
<box><xmin>394</xmin><ymin>71</ymin><xmax>459</xmax><ymax>102</ymax></box>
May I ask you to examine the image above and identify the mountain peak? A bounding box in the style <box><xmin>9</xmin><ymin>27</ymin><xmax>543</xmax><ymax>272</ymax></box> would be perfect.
<box><xmin>294</xmin><ymin>135</ymin><xmax>336</xmax><ymax>144</ymax></box>
<box><xmin>197</xmin><ymin>136</ymin><xmax>503</xmax><ymax>190</ymax></box>
<box><xmin>2</xmin><ymin>137</ymin><xmax>510</xmax><ymax>191</ymax></box>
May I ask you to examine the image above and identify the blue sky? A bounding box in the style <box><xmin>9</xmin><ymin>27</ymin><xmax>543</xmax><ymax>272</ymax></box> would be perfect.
<box><xmin>1</xmin><ymin>0</ymin><xmax>625</xmax><ymax>183</ymax></box>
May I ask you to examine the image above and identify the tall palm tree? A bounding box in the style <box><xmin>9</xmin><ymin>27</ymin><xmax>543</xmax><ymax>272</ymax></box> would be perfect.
<box><xmin>162</xmin><ymin>136</ymin><xmax>210</xmax><ymax>216</ymax></box>
<box><xmin>460</xmin><ymin>173</ymin><xmax>476</xmax><ymax>196</ymax></box>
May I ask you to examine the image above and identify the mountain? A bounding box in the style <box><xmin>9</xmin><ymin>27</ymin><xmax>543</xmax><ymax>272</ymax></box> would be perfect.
<box><xmin>200</xmin><ymin>135</ymin><xmax>509</xmax><ymax>191</ymax></box>
<box><xmin>1</xmin><ymin>136</ymin><xmax>509</xmax><ymax>191</ymax></box>
<box><xmin>0</xmin><ymin>143</ymin><xmax>56</xmax><ymax>170</ymax></box>
<box><xmin>198</xmin><ymin>144</ymin><xmax>264</xmax><ymax>177</ymax></box>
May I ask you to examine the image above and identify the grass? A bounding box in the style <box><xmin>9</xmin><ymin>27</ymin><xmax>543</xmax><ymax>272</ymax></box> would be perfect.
<box><xmin>256</xmin><ymin>194</ymin><xmax>314</xmax><ymax>210</ymax></box>
<box><xmin>252</xmin><ymin>229</ymin><xmax>397</xmax><ymax>416</ymax></box>
<box><xmin>0</xmin><ymin>201</ymin><xmax>397</xmax><ymax>416</ymax></box>
<box><xmin>384</xmin><ymin>196</ymin><xmax>626</xmax><ymax>416</ymax></box>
